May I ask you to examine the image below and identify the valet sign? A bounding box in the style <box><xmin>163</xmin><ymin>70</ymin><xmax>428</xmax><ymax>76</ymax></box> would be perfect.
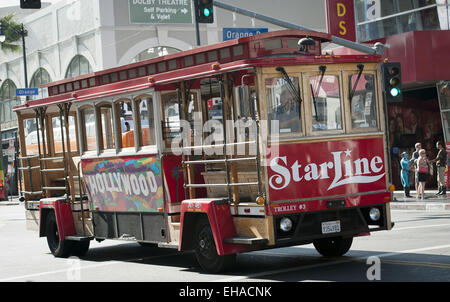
<box><xmin>267</xmin><ymin>138</ymin><xmax>387</xmax><ymax>201</ymax></box>
<box><xmin>129</xmin><ymin>0</ymin><xmax>193</xmax><ymax>24</ymax></box>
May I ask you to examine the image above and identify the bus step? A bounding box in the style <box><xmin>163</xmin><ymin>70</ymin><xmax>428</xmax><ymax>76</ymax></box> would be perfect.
<box><xmin>65</xmin><ymin>235</ymin><xmax>93</xmax><ymax>242</ymax></box>
<box><xmin>224</xmin><ymin>236</ymin><xmax>268</xmax><ymax>245</ymax></box>
<box><xmin>158</xmin><ymin>242</ymin><xmax>179</xmax><ymax>249</ymax></box>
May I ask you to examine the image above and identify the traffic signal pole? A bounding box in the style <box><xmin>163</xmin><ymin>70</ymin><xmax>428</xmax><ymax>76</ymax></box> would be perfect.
<box><xmin>213</xmin><ymin>0</ymin><xmax>383</xmax><ymax>55</ymax></box>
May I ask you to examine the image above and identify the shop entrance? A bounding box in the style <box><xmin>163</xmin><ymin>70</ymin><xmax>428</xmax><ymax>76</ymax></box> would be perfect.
<box><xmin>387</xmin><ymin>87</ymin><xmax>445</xmax><ymax>190</ymax></box>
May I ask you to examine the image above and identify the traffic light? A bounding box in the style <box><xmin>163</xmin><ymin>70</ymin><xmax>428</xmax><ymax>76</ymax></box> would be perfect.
<box><xmin>194</xmin><ymin>0</ymin><xmax>214</xmax><ymax>23</ymax></box>
<box><xmin>20</xmin><ymin>0</ymin><xmax>41</xmax><ymax>9</ymax></box>
<box><xmin>382</xmin><ymin>62</ymin><xmax>402</xmax><ymax>103</ymax></box>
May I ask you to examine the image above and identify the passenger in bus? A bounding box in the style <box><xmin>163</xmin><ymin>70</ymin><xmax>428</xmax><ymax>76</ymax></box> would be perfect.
<box><xmin>272</xmin><ymin>89</ymin><xmax>300</xmax><ymax>133</ymax></box>
<box><xmin>122</xmin><ymin>121</ymin><xmax>134</xmax><ymax>148</ymax></box>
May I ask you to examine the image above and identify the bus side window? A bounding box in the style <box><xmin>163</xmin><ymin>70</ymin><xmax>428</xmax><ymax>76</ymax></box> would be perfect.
<box><xmin>80</xmin><ymin>106</ymin><xmax>96</xmax><ymax>152</ymax></box>
<box><xmin>162</xmin><ymin>92</ymin><xmax>181</xmax><ymax>143</ymax></box>
<box><xmin>98</xmin><ymin>103</ymin><xmax>115</xmax><ymax>150</ymax></box>
<box><xmin>23</xmin><ymin>118</ymin><xmax>43</xmax><ymax>155</ymax></box>
<box><xmin>349</xmin><ymin>73</ymin><xmax>378</xmax><ymax>130</ymax></box>
<box><xmin>115</xmin><ymin>99</ymin><xmax>134</xmax><ymax>148</ymax></box>
<box><xmin>52</xmin><ymin>115</ymin><xmax>77</xmax><ymax>154</ymax></box>
<box><xmin>135</xmin><ymin>95</ymin><xmax>156</xmax><ymax>147</ymax></box>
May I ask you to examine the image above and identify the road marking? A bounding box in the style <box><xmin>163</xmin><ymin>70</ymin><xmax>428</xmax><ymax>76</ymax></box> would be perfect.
<box><xmin>214</xmin><ymin>243</ymin><xmax>450</xmax><ymax>282</ymax></box>
<box><xmin>0</xmin><ymin>251</ymin><xmax>182</xmax><ymax>282</ymax></box>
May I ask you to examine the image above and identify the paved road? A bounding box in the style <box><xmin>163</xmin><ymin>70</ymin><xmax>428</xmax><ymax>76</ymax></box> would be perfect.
<box><xmin>1</xmin><ymin>204</ymin><xmax>450</xmax><ymax>285</ymax></box>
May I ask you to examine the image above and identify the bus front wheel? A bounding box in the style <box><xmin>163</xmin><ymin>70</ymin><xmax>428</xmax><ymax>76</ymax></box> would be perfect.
<box><xmin>313</xmin><ymin>236</ymin><xmax>353</xmax><ymax>257</ymax></box>
<box><xmin>194</xmin><ymin>220</ymin><xmax>236</xmax><ymax>273</ymax></box>
<box><xmin>46</xmin><ymin>211</ymin><xmax>74</xmax><ymax>258</ymax></box>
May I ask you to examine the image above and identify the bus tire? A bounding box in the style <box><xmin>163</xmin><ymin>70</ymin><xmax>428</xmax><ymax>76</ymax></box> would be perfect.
<box><xmin>46</xmin><ymin>211</ymin><xmax>74</xmax><ymax>258</ymax></box>
<box><xmin>313</xmin><ymin>236</ymin><xmax>353</xmax><ymax>257</ymax></box>
<box><xmin>194</xmin><ymin>220</ymin><xmax>236</xmax><ymax>273</ymax></box>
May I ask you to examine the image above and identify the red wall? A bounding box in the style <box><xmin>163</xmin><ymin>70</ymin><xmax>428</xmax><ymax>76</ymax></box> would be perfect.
<box><xmin>331</xmin><ymin>30</ymin><xmax>450</xmax><ymax>84</ymax></box>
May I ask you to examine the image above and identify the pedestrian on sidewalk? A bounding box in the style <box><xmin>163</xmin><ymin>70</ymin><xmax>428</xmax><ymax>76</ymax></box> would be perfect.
<box><xmin>430</xmin><ymin>141</ymin><xmax>448</xmax><ymax>196</ymax></box>
<box><xmin>410</xmin><ymin>142</ymin><xmax>422</xmax><ymax>192</ymax></box>
<box><xmin>415</xmin><ymin>149</ymin><xmax>429</xmax><ymax>200</ymax></box>
<box><xmin>400</xmin><ymin>152</ymin><xmax>412</xmax><ymax>197</ymax></box>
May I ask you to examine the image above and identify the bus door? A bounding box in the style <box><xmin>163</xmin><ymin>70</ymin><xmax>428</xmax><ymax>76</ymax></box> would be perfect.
<box><xmin>437</xmin><ymin>82</ymin><xmax>450</xmax><ymax>187</ymax></box>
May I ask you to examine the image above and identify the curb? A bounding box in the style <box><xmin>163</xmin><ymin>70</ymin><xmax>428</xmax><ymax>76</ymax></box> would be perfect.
<box><xmin>391</xmin><ymin>202</ymin><xmax>450</xmax><ymax>211</ymax></box>
<box><xmin>0</xmin><ymin>202</ymin><xmax>20</xmax><ymax>206</ymax></box>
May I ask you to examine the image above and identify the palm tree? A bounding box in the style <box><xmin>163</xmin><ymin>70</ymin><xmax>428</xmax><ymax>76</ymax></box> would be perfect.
<box><xmin>0</xmin><ymin>14</ymin><xmax>26</xmax><ymax>53</ymax></box>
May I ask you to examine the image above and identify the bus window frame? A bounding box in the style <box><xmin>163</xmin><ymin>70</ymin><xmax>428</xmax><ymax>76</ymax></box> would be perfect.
<box><xmin>113</xmin><ymin>97</ymin><xmax>134</xmax><ymax>153</ymax></box>
<box><xmin>133</xmin><ymin>93</ymin><xmax>158</xmax><ymax>152</ymax></box>
<box><xmin>96</xmin><ymin>101</ymin><xmax>117</xmax><ymax>154</ymax></box>
<box><xmin>304</xmin><ymin>71</ymin><xmax>346</xmax><ymax>136</ymax></box>
<box><xmin>48</xmin><ymin>112</ymin><xmax>79</xmax><ymax>156</ymax></box>
<box><xmin>343</xmin><ymin>70</ymin><xmax>381</xmax><ymax>134</ymax></box>
<box><xmin>160</xmin><ymin>89</ymin><xmax>200</xmax><ymax>151</ymax></box>
<box><xmin>77</xmin><ymin>104</ymin><xmax>98</xmax><ymax>157</ymax></box>
<box><xmin>262</xmin><ymin>72</ymin><xmax>306</xmax><ymax>142</ymax></box>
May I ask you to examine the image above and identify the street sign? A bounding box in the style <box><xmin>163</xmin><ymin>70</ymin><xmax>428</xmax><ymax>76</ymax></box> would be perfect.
<box><xmin>128</xmin><ymin>0</ymin><xmax>193</xmax><ymax>24</ymax></box>
<box><xmin>222</xmin><ymin>28</ymin><xmax>268</xmax><ymax>41</ymax></box>
<box><xmin>16</xmin><ymin>88</ymin><xmax>39</xmax><ymax>96</ymax></box>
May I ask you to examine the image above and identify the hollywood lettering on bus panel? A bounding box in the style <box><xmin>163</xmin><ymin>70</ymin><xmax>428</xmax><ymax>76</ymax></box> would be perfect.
<box><xmin>82</xmin><ymin>156</ymin><xmax>164</xmax><ymax>212</ymax></box>
<box><xmin>266</xmin><ymin>137</ymin><xmax>386</xmax><ymax>201</ymax></box>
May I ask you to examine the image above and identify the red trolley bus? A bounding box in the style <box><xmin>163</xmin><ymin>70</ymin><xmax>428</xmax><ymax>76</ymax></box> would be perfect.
<box><xmin>15</xmin><ymin>30</ymin><xmax>395</xmax><ymax>273</ymax></box>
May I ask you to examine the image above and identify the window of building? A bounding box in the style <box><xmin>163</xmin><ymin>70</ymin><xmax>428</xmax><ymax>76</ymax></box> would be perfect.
<box><xmin>30</xmin><ymin>68</ymin><xmax>51</xmax><ymax>100</ymax></box>
<box><xmin>0</xmin><ymin>79</ymin><xmax>20</xmax><ymax>123</ymax></box>
<box><xmin>131</xmin><ymin>46</ymin><xmax>181</xmax><ymax>63</ymax></box>
<box><xmin>65</xmin><ymin>55</ymin><xmax>93</xmax><ymax>79</ymax></box>
<box><xmin>355</xmin><ymin>0</ymin><xmax>440</xmax><ymax>41</ymax></box>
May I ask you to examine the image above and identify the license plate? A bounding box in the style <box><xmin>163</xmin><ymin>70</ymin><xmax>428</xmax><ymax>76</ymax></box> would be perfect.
<box><xmin>321</xmin><ymin>220</ymin><xmax>341</xmax><ymax>234</ymax></box>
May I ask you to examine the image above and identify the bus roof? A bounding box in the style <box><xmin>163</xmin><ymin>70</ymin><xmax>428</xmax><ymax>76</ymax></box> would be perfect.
<box><xmin>14</xmin><ymin>30</ymin><xmax>382</xmax><ymax>112</ymax></box>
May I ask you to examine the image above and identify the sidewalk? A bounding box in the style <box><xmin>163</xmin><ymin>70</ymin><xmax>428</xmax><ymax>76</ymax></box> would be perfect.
<box><xmin>391</xmin><ymin>189</ymin><xmax>450</xmax><ymax>211</ymax></box>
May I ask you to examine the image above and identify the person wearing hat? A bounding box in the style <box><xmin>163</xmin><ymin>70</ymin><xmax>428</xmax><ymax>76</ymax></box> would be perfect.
<box><xmin>400</xmin><ymin>151</ymin><xmax>412</xmax><ymax>198</ymax></box>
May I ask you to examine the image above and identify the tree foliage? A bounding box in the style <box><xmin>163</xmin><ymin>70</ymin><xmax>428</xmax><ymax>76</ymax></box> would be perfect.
<box><xmin>0</xmin><ymin>14</ymin><xmax>27</xmax><ymax>53</ymax></box>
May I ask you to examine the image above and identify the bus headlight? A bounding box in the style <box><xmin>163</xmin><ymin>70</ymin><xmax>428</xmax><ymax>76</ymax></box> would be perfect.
<box><xmin>280</xmin><ymin>217</ymin><xmax>293</xmax><ymax>232</ymax></box>
<box><xmin>369</xmin><ymin>208</ymin><xmax>381</xmax><ymax>221</ymax></box>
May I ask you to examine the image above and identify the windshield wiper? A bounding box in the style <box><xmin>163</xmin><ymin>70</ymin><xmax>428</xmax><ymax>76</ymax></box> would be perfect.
<box><xmin>311</xmin><ymin>65</ymin><xmax>327</xmax><ymax>122</ymax></box>
<box><xmin>349</xmin><ymin>64</ymin><xmax>365</xmax><ymax>103</ymax></box>
<box><xmin>275</xmin><ymin>66</ymin><xmax>302</xmax><ymax>105</ymax></box>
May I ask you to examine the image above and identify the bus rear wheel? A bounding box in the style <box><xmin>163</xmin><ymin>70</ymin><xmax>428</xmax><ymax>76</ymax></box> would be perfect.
<box><xmin>46</xmin><ymin>211</ymin><xmax>74</xmax><ymax>258</ymax></box>
<box><xmin>313</xmin><ymin>236</ymin><xmax>353</xmax><ymax>257</ymax></box>
<box><xmin>194</xmin><ymin>221</ymin><xmax>236</xmax><ymax>273</ymax></box>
